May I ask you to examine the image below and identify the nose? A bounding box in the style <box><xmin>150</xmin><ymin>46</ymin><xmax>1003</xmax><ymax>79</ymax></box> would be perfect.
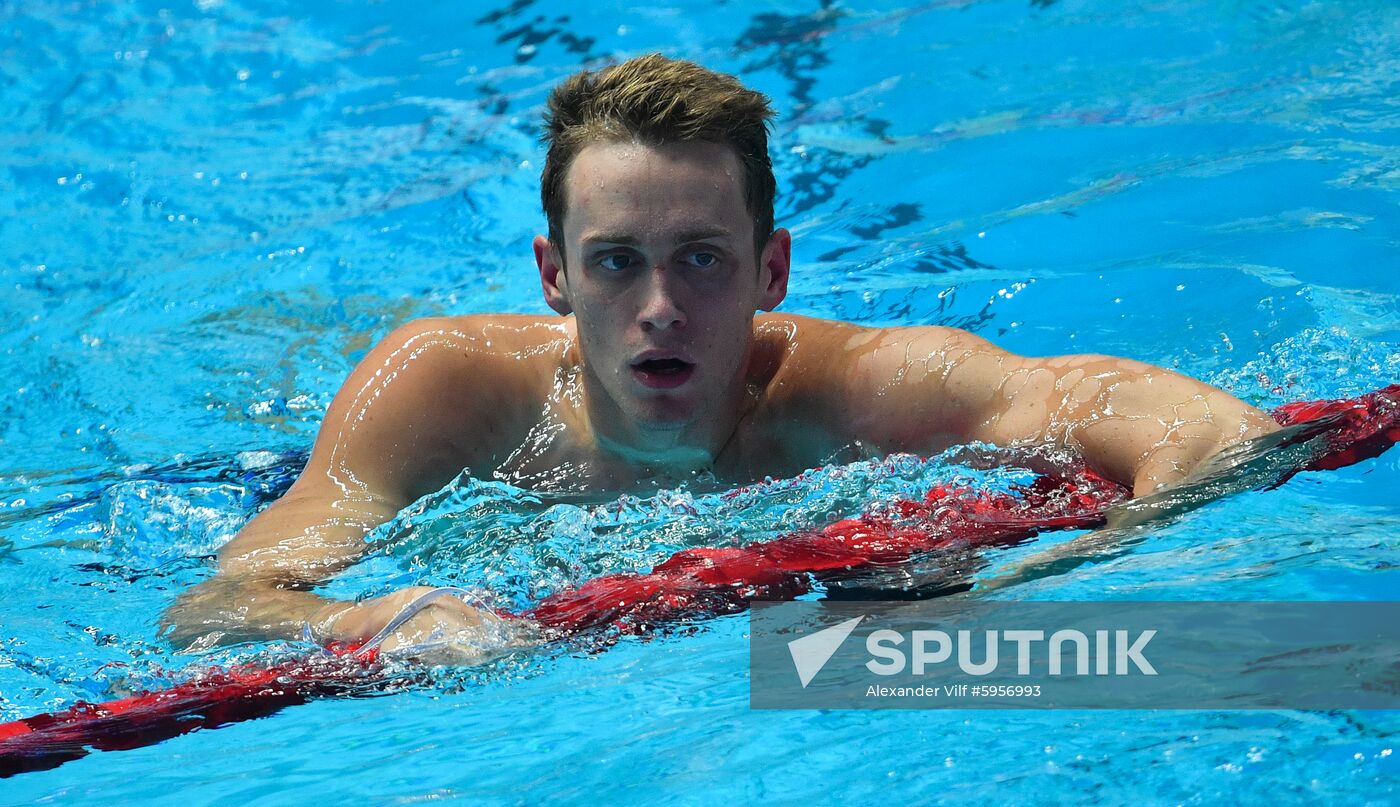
<box><xmin>637</xmin><ymin>265</ymin><xmax>686</xmax><ymax>332</ymax></box>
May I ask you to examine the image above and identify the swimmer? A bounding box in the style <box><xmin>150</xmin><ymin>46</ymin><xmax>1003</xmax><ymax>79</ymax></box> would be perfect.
<box><xmin>161</xmin><ymin>54</ymin><xmax>1280</xmax><ymax>660</ymax></box>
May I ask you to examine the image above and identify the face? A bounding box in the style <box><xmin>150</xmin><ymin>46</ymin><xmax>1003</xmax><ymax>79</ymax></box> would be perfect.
<box><xmin>533</xmin><ymin>139</ymin><xmax>790</xmax><ymax>439</ymax></box>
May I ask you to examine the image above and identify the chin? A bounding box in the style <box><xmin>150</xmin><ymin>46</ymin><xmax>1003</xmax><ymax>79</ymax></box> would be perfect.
<box><xmin>627</xmin><ymin>397</ymin><xmax>697</xmax><ymax>429</ymax></box>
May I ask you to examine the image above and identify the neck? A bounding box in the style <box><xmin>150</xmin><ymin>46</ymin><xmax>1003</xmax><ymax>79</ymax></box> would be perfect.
<box><xmin>573</xmin><ymin>353</ymin><xmax>758</xmax><ymax>479</ymax></box>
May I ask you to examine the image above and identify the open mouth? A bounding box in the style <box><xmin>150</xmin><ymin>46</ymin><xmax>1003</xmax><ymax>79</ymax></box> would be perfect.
<box><xmin>635</xmin><ymin>358</ymin><xmax>691</xmax><ymax>375</ymax></box>
<box><xmin>630</xmin><ymin>356</ymin><xmax>696</xmax><ymax>389</ymax></box>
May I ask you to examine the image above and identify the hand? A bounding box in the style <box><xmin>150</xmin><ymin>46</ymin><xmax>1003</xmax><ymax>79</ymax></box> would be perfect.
<box><xmin>313</xmin><ymin>586</ymin><xmax>531</xmax><ymax>665</ymax></box>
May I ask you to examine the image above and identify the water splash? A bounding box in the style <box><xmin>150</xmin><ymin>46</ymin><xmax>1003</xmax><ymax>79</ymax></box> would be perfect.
<box><xmin>345</xmin><ymin>448</ymin><xmax>1055</xmax><ymax>612</ymax></box>
<box><xmin>1211</xmin><ymin>326</ymin><xmax>1400</xmax><ymax>407</ymax></box>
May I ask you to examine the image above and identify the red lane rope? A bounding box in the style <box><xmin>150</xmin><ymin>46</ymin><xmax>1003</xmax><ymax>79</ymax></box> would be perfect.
<box><xmin>2</xmin><ymin>384</ymin><xmax>1396</xmax><ymax>776</ymax></box>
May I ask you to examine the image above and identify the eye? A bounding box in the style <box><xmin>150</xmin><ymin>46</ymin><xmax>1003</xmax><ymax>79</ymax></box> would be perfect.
<box><xmin>685</xmin><ymin>251</ymin><xmax>720</xmax><ymax>269</ymax></box>
<box><xmin>597</xmin><ymin>253</ymin><xmax>634</xmax><ymax>272</ymax></box>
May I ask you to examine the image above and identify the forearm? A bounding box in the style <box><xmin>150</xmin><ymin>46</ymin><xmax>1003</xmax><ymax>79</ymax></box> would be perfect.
<box><xmin>161</xmin><ymin>574</ymin><xmax>349</xmax><ymax>647</ymax></box>
<box><xmin>163</xmin><ymin>575</ymin><xmax>521</xmax><ymax>667</ymax></box>
<box><xmin>161</xmin><ymin>488</ymin><xmax>401</xmax><ymax>647</ymax></box>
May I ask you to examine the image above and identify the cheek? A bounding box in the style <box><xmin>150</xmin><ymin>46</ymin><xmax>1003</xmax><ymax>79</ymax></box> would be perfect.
<box><xmin>574</xmin><ymin>305</ymin><xmax>628</xmax><ymax>359</ymax></box>
<box><xmin>575</xmin><ymin>281</ymin><xmax>634</xmax><ymax>322</ymax></box>
<box><xmin>698</xmin><ymin>308</ymin><xmax>756</xmax><ymax>358</ymax></box>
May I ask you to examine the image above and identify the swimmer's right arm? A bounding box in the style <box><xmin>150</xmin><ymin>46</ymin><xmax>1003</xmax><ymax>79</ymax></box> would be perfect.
<box><xmin>161</xmin><ymin>316</ymin><xmax>510</xmax><ymax>650</ymax></box>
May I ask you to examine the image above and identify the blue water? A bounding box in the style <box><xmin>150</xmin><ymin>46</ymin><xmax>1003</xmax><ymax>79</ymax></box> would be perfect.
<box><xmin>3</xmin><ymin>0</ymin><xmax>1399</xmax><ymax>802</ymax></box>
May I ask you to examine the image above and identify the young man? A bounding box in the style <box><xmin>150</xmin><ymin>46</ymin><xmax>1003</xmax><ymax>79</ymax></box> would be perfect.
<box><xmin>163</xmin><ymin>55</ymin><xmax>1279</xmax><ymax>657</ymax></box>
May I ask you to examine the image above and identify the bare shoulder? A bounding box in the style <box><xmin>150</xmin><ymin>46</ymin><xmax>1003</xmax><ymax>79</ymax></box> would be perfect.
<box><xmin>755</xmin><ymin>314</ymin><xmax>1011</xmax><ymax>396</ymax></box>
<box><xmin>754</xmin><ymin>316</ymin><xmax>1023</xmax><ymax>454</ymax></box>
<box><xmin>296</xmin><ymin>313</ymin><xmax>570</xmax><ymax>503</ymax></box>
<box><xmin>752</xmin><ymin>312</ymin><xmax>875</xmax><ymax>372</ymax></box>
<box><xmin>755</xmin><ymin>314</ymin><xmax>1002</xmax><ymax>362</ymax></box>
<box><xmin>750</xmin><ymin>314</ymin><xmax>856</xmax><ymax>403</ymax></box>
<box><xmin>441</xmin><ymin>312</ymin><xmax>574</xmax><ymax>351</ymax></box>
<box><xmin>748</xmin><ymin>313</ymin><xmax>920</xmax><ymax>428</ymax></box>
<box><xmin>348</xmin><ymin>314</ymin><xmax>564</xmax><ymax>402</ymax></box>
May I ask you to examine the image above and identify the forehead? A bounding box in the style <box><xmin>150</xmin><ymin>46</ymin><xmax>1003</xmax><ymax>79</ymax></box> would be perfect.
<box><xmin>562</xmin><ymin>140</ymin><xmax>751</xmax><ymax>243</ymax></box>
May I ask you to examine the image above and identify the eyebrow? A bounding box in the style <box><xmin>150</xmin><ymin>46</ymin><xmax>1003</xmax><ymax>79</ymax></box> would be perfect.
<box><xmin>580</xmin><ymin>227</ymin><xmax>735</xmax><ymax>246</ymax></box>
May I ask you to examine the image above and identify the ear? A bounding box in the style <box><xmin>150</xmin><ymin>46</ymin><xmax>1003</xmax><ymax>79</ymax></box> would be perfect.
<box><xmin>755</xmin><ymin>227</ymin><xmax>791</xmax><ymax>311</ymax></box>
<box><xmin>534</xmin><ymin>234</ymin><xmax>573</xmax><ymax>315</ymax></box>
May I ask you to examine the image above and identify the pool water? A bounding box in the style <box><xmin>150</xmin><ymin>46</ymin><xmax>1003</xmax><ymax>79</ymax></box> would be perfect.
<box><xmin>3</xmin><ymin>0</ymin><xmax>1398</xmax><ymax>802</ymax></box>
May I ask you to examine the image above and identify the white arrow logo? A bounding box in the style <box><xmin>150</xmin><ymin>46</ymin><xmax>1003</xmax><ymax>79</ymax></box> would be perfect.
<box><xmin>787</xmin><ymin>615</ymin><xmax>865</xmax><ymax>688</ymax></box>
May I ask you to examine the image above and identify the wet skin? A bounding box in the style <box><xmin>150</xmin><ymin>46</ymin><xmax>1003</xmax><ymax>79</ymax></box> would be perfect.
<box><xmin>162</xmin><ymin>140</ymin><xmax>1280</xmax><ymax>659</ymax></box>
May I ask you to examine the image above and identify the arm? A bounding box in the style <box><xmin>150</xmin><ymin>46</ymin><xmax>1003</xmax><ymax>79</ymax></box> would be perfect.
<box><xmin>850</xmin><ymin>326</ymin><xmax>1280</xmax><ymax>496</ymax></box>
<box><xmin>162</xmin><ymin>316</ymin><xmax>509</xmax><ymax>651</ymax></box>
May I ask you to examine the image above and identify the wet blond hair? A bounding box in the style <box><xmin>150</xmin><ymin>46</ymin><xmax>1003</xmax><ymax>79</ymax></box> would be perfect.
<box><xmin>540</xmin><ymin>54</ymin><xmax>777</xmax><ymax>258</ymax></box>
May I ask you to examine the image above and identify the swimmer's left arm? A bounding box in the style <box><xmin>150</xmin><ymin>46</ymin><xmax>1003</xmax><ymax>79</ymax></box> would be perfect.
<box><xmin>854</xmin><ymin>326</ymin><xmax>1280</xmax><ymax>497</ymax></box>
